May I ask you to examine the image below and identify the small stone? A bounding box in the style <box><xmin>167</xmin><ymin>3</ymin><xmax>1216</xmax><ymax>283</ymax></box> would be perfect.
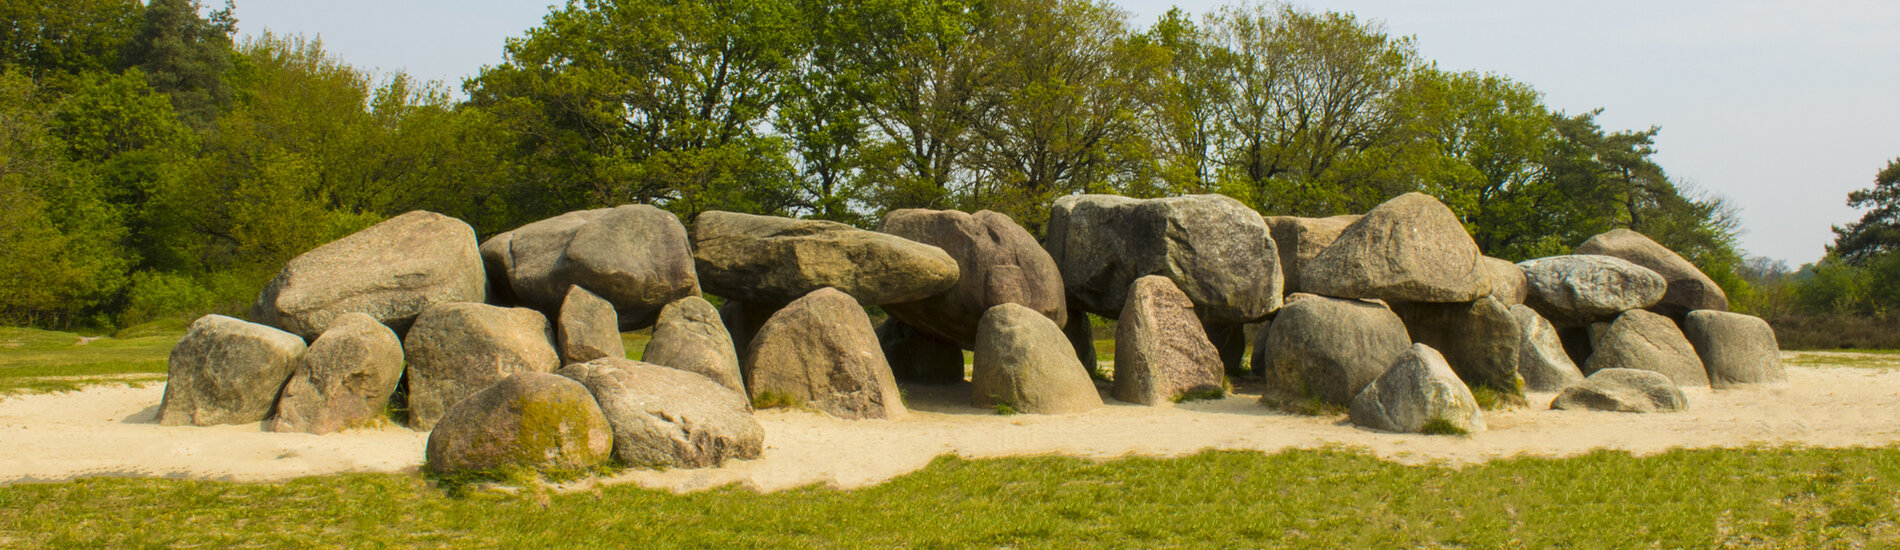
<box><xmin>1550</xmin><ymin>368</ymin><xmax>1688</xmax><ymax>413</ymax></box>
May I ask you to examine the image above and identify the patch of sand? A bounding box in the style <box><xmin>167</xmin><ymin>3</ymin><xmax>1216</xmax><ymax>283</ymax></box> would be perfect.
<box><xmin>3</xmin><ymin>360</ymin><xmax>1897</xmax><ymax>493</ymax></box>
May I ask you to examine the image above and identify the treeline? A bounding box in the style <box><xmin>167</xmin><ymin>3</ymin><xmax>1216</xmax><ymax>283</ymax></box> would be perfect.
<box><xmin>0</xmin><ymin>0</ymin><xmax>1747</xmax><ymax>330</ymax></box>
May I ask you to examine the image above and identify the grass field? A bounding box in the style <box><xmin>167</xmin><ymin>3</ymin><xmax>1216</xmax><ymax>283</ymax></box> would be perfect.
<box><xmin>0</xmin><ymin>325</ymin><xmax>180</xmax><ymax>395</ymax></box>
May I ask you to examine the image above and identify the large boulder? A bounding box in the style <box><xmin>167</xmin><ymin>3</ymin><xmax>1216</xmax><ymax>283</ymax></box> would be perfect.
<box><xmin>423</xmin><ymin>372</ymin><xmax>612</xmax><ymax>475</ymax></box>
<box><xmin>1259</xmin><ymin>294</ymin><xmax>1412</xmax><ymax>406</ymax></box>
<box><xmin>1508</xmin><ymin>305</ymin><xmax>1586</xmax><ymax>391</ymax></box>
<box><xmin>1577</xmin><ymin>229</ymin><xmax>1729</xmax><ymax>317</ymax></box>
<box><xmin>268</xmin><ymin>313</ymin><xmax>403</xmax><ymax>434</ymax></box>
<box><xmin>1583</xmin><ymin>309</ymin><xmax>1709</xmax><ymax>386</ymax></box>
<box><xmin>1482</xmin><ymin>257</ymin><xmax>1528</xmax><ymax>305</ymax></box>
<box><xmin>1264</xmin><ymin>215</ymin><xmax>1360</xmax><ymax>295</ymax></box>
<box><xmin>558</xmin><ymin>358</ymin><xmax>763</xmax><ymax>469</ymax></box>
<box><xmin>252</xmin><ymin>211</ymin><xmax>485</xmax><ymax>340</ymax></box>
<box><xmin>555</xmin><ymin>286</ymin><xmax>624</xmax><ymax>365</ymax></box>
<box><xmin>877</xmin><ymin>319</ymin><xmax>967</xmax><ymax>384</ymax></box>
<box><xmin>1389</xmin><ymin>297</ymin><xmax>1526</xmax><ymax>405</ymax></box>
<box><xmin>693</xmin><ymin>211</ymin><xmax>958</xmax><ymax>306</ymax></box>
<box><xmin>1112</xmin><ymin>276</ymin><xmax>1224</xmax><ymax>405</ymax></box>
<box><xmin>878</xmin><ymin>209</ymin><xmax>1065</xmax><ymax>348</ymax></box>
<box><xmin>1300</xmin><ymin>193</ymin><xmax>1488</xmax><ymax>303</ymax></box>
<box><xmin>744</xmin><ymin>288</ymin><xmax>906</xmax><ymax>419</ymax></box>
<box><xmin>158</xmin><ymin>315</ymin><xmax>307</xmax><ymax>426</ymax></box>
<box><xmin>642</xmin><ymin>296</ymin><xmax>744</xmax><ymax>392</ymax></box>
<box><xmin>403</xmin><ymin>303</ymin><xmax>561</xmax><ymax>431</ymax></box>
<box><xmin>972</xmin><ymin>303</ymin><xmax>1105</xmax><ymax>414</ymax></box>
<box><xmin>1349</xmin><ymin>344</ymin><xmax>1486</xmax><ymax>434</ymax></box>
<box><xmin>480</xmin><ymin>204</ymin><xmax>699</xmax><ymax>330</ymax></box>
<box><xmin>1518</xmin><ymin>255</ymin><xmax>1667</xmax><ymax>327</ymax></box>
<box><xmin>1550</xmin><ymin>368</ymin><xmax>1688</xmax><ymax>413</ymax></box>
<box><xmin>1683</xmin><ymin>311</ymin><xmax>1785</xmax><ymax>388</ymax></box>
<box><xmin>1044</xmin><ymin>194</ymin><xmax>1282</xmax><ymax>324</ymax></box>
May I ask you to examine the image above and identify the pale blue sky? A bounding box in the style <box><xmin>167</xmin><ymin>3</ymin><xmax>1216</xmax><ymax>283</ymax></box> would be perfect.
<box><xmin>229</xmin><ymin>0</ymin><xmax>1900</xmax><ymax>266</ymax></box>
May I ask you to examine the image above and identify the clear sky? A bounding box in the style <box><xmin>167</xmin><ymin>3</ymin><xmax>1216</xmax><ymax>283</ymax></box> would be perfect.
<box><xmin>227</xmin><ymin>0</ymin><xmax>1900</xmax><ymax>266</ymax></box>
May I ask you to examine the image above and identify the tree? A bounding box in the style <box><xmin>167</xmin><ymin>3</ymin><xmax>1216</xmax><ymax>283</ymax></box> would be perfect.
<box><xmin>119</xmin><ymin>0</ymin><xmax>235</xmax><ymax>129</ymax></box>
<box><xmin>0</xmin><ymin>0</ymin><xmax>142</xmax><ymax>77</ymax></box>
<box><xmin>1131</xmin><ymin>8</ymin><xmax>1231</xmax><ymax>197</ymax></box>
<box><xmin>854</xmin><ymin>0</ymin><xmax>989</xmax><ymax>213</ymax></box>
<box><xmin>1828</xmin><ymin>157</ymin><xmax>1900</xmax><ymax>265</ymax></box>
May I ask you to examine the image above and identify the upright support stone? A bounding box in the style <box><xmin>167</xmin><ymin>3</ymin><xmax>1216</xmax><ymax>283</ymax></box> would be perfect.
<box><xmin>1113</xmin><ymin>276</ymin><xmax>1224</xmax><ymax>405</ymax></box>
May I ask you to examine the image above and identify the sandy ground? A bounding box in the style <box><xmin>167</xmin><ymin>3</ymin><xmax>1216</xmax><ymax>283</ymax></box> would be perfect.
<box><xmin>3</xmin><ymin>356</ymin><xmax>1897</xmax><ymax>493</ymax></box>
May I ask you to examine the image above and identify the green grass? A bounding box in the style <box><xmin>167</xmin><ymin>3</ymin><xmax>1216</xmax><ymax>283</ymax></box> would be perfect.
<box><xmin>620</xmin><ymin>330</ymin><xmax>652</xmax><ymax>361</ymax></box>
<box><xmin>1785</xmin><ymin>350</ymin><xmax>1900</xmax><ymax>369</ymax></box>
<box><xmin>1418</xmin><ymin>418</ymin><xmax>1471</xmax><ymax>436</ymax></box>
<box><xmin>1</xmin><ymin>447</ymin><xmax>1896</xmax><ymax>547</ymax></box>
<box><xmin>0</xmin><ymin>326</ymin><xmax>181</xmax><ymax>395</ymax></box>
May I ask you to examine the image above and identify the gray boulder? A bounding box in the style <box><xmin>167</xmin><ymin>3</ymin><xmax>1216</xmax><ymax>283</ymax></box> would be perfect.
<box><xmin>480</xmin><ymin>204</ymin><xmax>699</xmax><ymax>329</ymax></box>
<box><xmin>1482</xmin><ymin>257</ymin><xmax>1528</xmax><ymax>305</ymax></box>
<box><xmin>1259</xmin><ymin>294</ymin><xmax>1413</xmax><ymax>406</ymax></box>
<box><xmin>693</xmin><ymin>211</ymin><xmax>958</xmax><ymax>306</ymax></box>
<box><xmin>1683</xmin><ymin>310</ymin><xmax>1785</xmax><ymax>388</ymax></box>
<box><xmin>558</xmin><ymin>358</ymin><xmax>763</xmax><ymax>468</ymax></box>
<box><xmin>403</xmin><ymin>302</ymin><xmax>561</xmax><ymax>431</ymax></box>
<box><xmin>1044</xmin><ymin>194</ymin><xmax>1282</xmax><ymax>324</ymax></box>
<box><xmin>1508</xmin><ymin>305</ymin><xmax>1586</xmax><ymax>391</ymax></box>
<box><xmin>268</xmin><ymin>313</ymin><xmax>403</xmax><ymax>434</ymax></box>
<box><xmin>1519</xmin><ymin>255</ymin><xmax>1667</xmax><ymax>327</ymax></box>
<box><xmin>1265</xmin><ymin>215</ymin><xmax>1360</xmax><ymax>295</ymax></box>
<box><xmin>879</xmin><ymin>209</ymin><xmax>1065</xmax><ymax>348</ymax></box>
<box><xmin>556</xmin><ymin>286</ymin><xmax>624</xmax><ymax>365</ymax></box>
<box><xmin>423</xmin><ymin>372</ymin><xmax>612</xmax><ymax>475</ymax></box>
<box><xmin>744</xmin><ymin>288</ymin><xmax>906</xmax><ymax>419</ymax></box>
<box><xmin>252</xmin><ymin>211</ymin><xmax>485</xmax><ymax>340</ymax></box>
<box><xmin>1113</xmin><ymin>276</ymin><xmax>1224</xmax><ymax>405</ymax></box>
<box><xmin>643</xmin><ymin>296</ymin><xmax>745</xmax><ymax>392</ymax></box>
<box><xmin>1577</xmin><ymin>229</ymin><xmax>1728</xmax><ymax>317</ymax></box>
<box><xmin>1300</xmin><ymin>193</ymin><xmax>1489</xmax><ymax>303</ymax></box>
<box><xmin>972</xmin><ymin>303</ymin><xmax>1104</xmax><ymax>414</ymax></box>
<box><xmin>877</xmin><ymin>319</ymin><xmax>967</xmax><ymax>384</ymax></box>
<box><xmin>1389</xmin><ymin>297</ymin><xmax>1526</xmax><ymax>406</ymax></box>
<box><xmin>158</xmin><ymin>315</ymin><xmax>307</xmax><ymax>426</ymax></box>
<box><xmin>1349</xmin><ymin>344</ymin><xmax>1486</xmax><ymax>434</ymax></box>
<box><xmin>1550</xmin><ymin>368</ymin><xmax>1688</xmax><ymax>413</ymax></box>
<box><xmin>1583</xmin><ymin>309</ymin><xmax>1709</xmax><ymax>386</ymax></box>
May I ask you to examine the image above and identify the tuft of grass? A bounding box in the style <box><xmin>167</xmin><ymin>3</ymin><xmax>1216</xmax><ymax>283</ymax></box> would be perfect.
<box><xmin>751</xmin><ymin>390</ymin><xmax>804</xmax><ymax>410</ymax></box>
<box><xmin>991</xmin><ymin>401</ymin><xmax>1019</xmax><ymax>416</ymax></box>
<box><xmin>1171</xmin><ymin>386</ymin><xmax>1226</xmax><ymax>404</ymax></box>
<box><xmin>1469</xmin><ymin>386</ymin><xmax>1526</xmax><ymax>410</ymax></box>
<box><xmin>1418</xmin><ymin>418</ymin><xmax>1470</xmax><ymax>436</ymax></box>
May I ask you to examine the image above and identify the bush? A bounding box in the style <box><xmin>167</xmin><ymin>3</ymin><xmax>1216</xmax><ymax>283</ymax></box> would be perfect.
<box><xmin>1765</xmin><ymin>313</ymin><xmax>1900</xmax><ymax>350</ymax></box>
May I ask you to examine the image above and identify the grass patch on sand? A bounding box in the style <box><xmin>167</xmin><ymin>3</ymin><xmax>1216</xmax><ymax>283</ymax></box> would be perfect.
<box><xmin>1</xmin><ymin>447</ymin><xmax>1897</xmax><ymax>547</ymax></box>
<box><xmin>0</xmin><ymin>327</ymin><xmax>181</xmax><ymax>396</ymax></box>
<box><xmin>1785</xmin><ymin>351</ymin><xmax>1900</xmax><ymax>369</ymax></box>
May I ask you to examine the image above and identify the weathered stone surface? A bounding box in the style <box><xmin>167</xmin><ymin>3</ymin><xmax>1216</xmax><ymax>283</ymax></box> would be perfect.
<box><xmin>1482</xmin><ymin>257</ymin><xmax>1528</xmax><ymax>305</ymax></box>
<box><xmin>1045</xmin><ymin>194</ymin><xmax>1282</xmax><ymax>324</ymax></box>
<box><xmin>403</xmin><ymin>303</ymin><xmax>560</xmax><ymax>431</ymax></box>
<box><xmin>253</xmin><ymin>211</ymin><xmax>485</xmax><ymax>340</ymax></box>
<box><xmin>424</xmin><ymin>372</ymin><xmax>612</xmax><ymax>475</ymax></box>
<box><xmin>1265</xmin><ymin>215</ymin><xmax>1361</xmax><ymax>295</ymax></box>
<box><xmin>1508</xmin><ymin>305</ymin><xmax>1586</xmax><ymax>391</ymax></box>
<box><xmin>876</xmin><ymin>319</ymin><xmax>966</xmax><ymax>384</ymax></box>
<box><xmin>556</xmin><ymin>286</ymin><xmax>623</xmax><ymax>365</ymax></box>
<box><xmin>744</xmin><ymin>288</ymin><xmax>906</xmax><ymax>419</ymax></box>
<box><xmin>268</xmin><ymin>313</ymin><xmax>402</xmax><ymax>434</ymax></box>
<box><xmin>1583</xmin><ymin>309</ymin><xmax>1709</xmax><ymax>386</ymax></box>
<box><xmin>1300</xmin><ymin>193</ymin><xmax>1489</xmax><ymax>303</ymax></box>
<box><xmin>1349</xmin><ymin>344</ymin><xmax>1486</xmax><ymax>434</ymax></box>
<box><xmin>878</xmin><ymin>209</ymin><xmax>1065</xmax><ymax>348</ymax></box>
<box><xmin>1389</xmin><ymin>297</ymin><xmax>1526</xmax><ymax>405</ymax></box>
<box><xmin>1063</xmin><ymin>308</ymin><xmax>1099</xmax><ymax>375</ymax></box>
<box><xmin>480</xmin><ymin>204</ymin><xmax>699</xmax><ymax>329</ymax></box>
<box><xmin>693</xmin><ymin>211</ymin><xmax>958</xmax><ymax>306</ymax></box>
<box><xmin>1260</xmin><ymin>294</ymin><xmax>1413</xmax><ymax>406</ymax></box>
<box><xmin>158</xmin><ymin>315</ymin><xmax>307</xmax><ymax>427</ymax></box>
<box><xmin>1519</xmin><ymin>255</ymin><xmax>1667</xmax><ymax>327</ymax></box>
<box><xmin>1550</xmin><ymin>368</ymin><xmax>1688</xmax><ymax>413</ymax></box>
<box><xmin>1113</xmin><ymin>276</ymin><xmax>1224</xmax><ymax>405</ymax></box>
<box><xmin>643</xmin><ymin>296</ymin><xmax>744</xmax><ymax>392</ymax></box>
<box><xmin>1683</xmin><ymin>310</ymin><xmax>1785</xmax><ymax>388</ymax></box>
<box><xmin>558</xmin><ymin>358</ymin><xmax>763</xmax><ymax>468</ymax></box>
<box><xmin>1577</xmin><ymin>228</ymin><xmax>1729</xmax><ymax>317</ymax></box>
<box><xmin>972</xmin><ymin>303</ymin><xmax>1104</xmax><ymax>414</ymax></box>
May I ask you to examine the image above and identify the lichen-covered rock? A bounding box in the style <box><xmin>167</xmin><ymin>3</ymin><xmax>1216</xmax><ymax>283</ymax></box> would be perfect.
<box><xmin>643</xmin><ymin>296</ymin><xmax>744</xmax><ymax>392</ymax></box>
<box><xmin>744</xmin><ymin>288</ymin><xmax>905</xmax><ymax>419</ymax></box>
<box><xmin>1519</xmin><ymin>255</ymin><xmax>1667</xmax><ymax>327</ymax></box>
<box><xmin>403</xmin><ymin>303</ymin><xmax>560</xmax><ymax>431</ymax></box>
<box><xmin>480</xmin><ymin>204</ymin><xmax>699</xmax><ymax>329</ymax></box>
<box><xmin>1259</xmin><ymin>294</ymin><xmax>1412</xmax><ymax>406</ymax></box>
<box><xmin>252</xmin><ymin>211</ymin><xmax>486</xmax><ymax>340</ymax></box>
<box><xmin>1299</xmin><ymin>193</ymin><xmax>1488</xmax><ymax>303</ymax></box>
<box><xmin>556</xmin><ymin>286</ymin><xmax>623</xmax><ymax>365</ymax></box>
<box><xmin>1044</xmin><ymin>194</ymin><xmax>1282</xmax><ymax>324</ymax></box>
<box><xmin>1577</xmin><ymin>229</ymin><xmax>1729</xmax><ymax>317</ymax></box>
<box><xmin>1482</xmin><ymin>257</ymin><xmax>1528</xmax><ymax>305</ymax></box>
<box><xmin>1508</xmin><ymin>305</ymin><xmax>1585</xmax><ymax>391</ymax></box>
<box><xmin>1390</xmin><ymin>297</ymin><xmax>1526</xmax><ymax>405</ymax></box>
<box><xmin>423</xmin><ymin>372</ymin><xmax>612</xmax><ymax>475</ymax></box>
<box><xmin>268</xmin><ymin>313</ymin><xmax>403</xmax><ymax>434</ymax></box>
<box><xmin>1583</xmin><ymin>309</ymin><xmax>1709</xmax><ymax>386</ymax></box>
<box><xmin>1349</xmin><ymin>344</ymin><xmax>1486</xmax><ymax>434</ymax></box>
<box><xmin>972</xmin><ymin>303</ymin><xmax>1104</xmax><ymax>414</ymax></box>
<box><xmin>1550</xmin><ymin>368</ymin><xmax>1687</xmax><ymax>413</ymax></box>
<box><xmin>158</xmin><ymin>315</ymin><xmax>307</xmax><ymax>426</ymax></box>
<box><xmin>878</xmin><ymin>209</ymin><xmax>1065</xmax><ymax>348</ymax></box>
<box><xmin>1265</xmin><ymin>215</ymin><xmax>1360</xmax><ymax>295</ymax></box>
<box><xmin>693</xmin><ymin>211</ymin><xmax>958</xmax><ymax>306</ymax></box>
<box><xmin>1683</xmin><ymin>310</ymin><xmax>1785</xmax><ymax>388</ymax></box>
<box><xmin>1113</xmin><ymin>276</ymin><xmax>1224</xmax><ymax>405</ymax></box>
<box><xmin>558</xmin><ymin>358</ymin><xmax>762</xmax><ymax>468</ymax></box>
<box><xmin>877</xmin><ymin>319</ymin><xmax>967</xmax><ymax>384</ymax></box>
